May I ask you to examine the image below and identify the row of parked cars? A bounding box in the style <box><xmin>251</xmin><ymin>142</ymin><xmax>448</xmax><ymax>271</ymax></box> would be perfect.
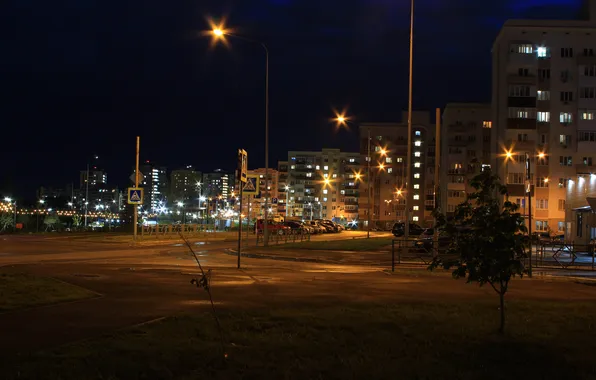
<box><xmin>256</xmin><ymin>219</ymin><xmax>345</xmax><ymax>235</ymax></box>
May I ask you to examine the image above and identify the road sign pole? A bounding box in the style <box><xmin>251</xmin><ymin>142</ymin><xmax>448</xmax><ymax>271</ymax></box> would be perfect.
<box><xmin>237</xmin><ymin>181</ymin><xmax>243</xmax><ymax>269</ymax></box>
<box><xmin>133</xmin><ymin>136</ymin><xmax>140</xmax><ymax>241</ymax></box>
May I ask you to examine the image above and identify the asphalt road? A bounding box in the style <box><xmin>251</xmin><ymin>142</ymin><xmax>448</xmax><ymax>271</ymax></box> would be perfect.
<box><xmin>2</xmin><ymin>232</ymin><xmax>596</xmax><ymax>357</ymax></box>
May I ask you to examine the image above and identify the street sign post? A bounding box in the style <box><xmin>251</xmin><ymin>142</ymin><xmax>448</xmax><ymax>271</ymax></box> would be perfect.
<box><xmin>238</xmin><ymin>149</ymin><xmax>248</xmax><ymax>183</ymax></box>
<box><xmin>128</xmin><ymin>188</ymin><xmax>144</xmax><ymax>205</ymax></box>
<box><xmin>130</xmin><ymin>171</ymin><xmax>145</xmax><ymax>184</ymax></box>
<box><xmin>243</xmin><ymin>175</ymin><xmax>260</xmax><ymax>196</ymax></box>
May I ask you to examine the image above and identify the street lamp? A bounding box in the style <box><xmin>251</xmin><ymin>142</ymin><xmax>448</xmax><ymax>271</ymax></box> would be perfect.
<box><xmin>208</xmin><ymin>20</ymin><xmax>271</xmax><ymax>246</ymax></box>
<box><xmin>37</xmin><ymin>199</ymin><xmax>45</xmax><ymax>232</ymax></box>
<box><xmin>285</xmin><ymin>185</ymin><xmax>290</xmax><ymax>219</ymax></box>
<box><xmin>4</xmin><ymin>197</ymin><xmax>16</xmax><ymax>231</ymax></box>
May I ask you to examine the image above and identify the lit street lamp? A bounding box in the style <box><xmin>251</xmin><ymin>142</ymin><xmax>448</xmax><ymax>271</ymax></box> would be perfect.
<box><xmin>209</xmin><ymin>20</ymin><xmax>271</xmax><ymax>246</ymax></box>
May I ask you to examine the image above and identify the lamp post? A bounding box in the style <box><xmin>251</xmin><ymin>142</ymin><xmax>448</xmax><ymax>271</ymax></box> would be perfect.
<box><xmin>404</xmin><ymin>0</ymin><xmax>415</xmax><ymax>241</ymax></box>
<box><xmin>4</xmin><ymin>197</ymin><xmax>16</xmax><ymax>231</ymax></box>
<box><xmin>177</xmin><ymin>201</ymin><xmax>185</xmax><ymax>225</ymax></box>
<box><xmin>210</xmin><ymin>24</ymin><xmax>270</xmax><ymax>246</ymax></box>
<box><xmin>285</xmin><ymin>185</ymin><xmax>290</xmax><ymax>219</ymax></box>
<box><xmin>37</xmin><ymin>199</ymin><xmax>45</xmax><ymax>232</ymax></box>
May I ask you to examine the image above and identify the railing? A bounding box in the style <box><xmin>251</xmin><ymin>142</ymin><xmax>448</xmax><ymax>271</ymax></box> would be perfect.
<box><xmin>255</xmin><ymin>230</ymin><xmax>311</xmax><ymax>246</ymax></box>
<box><xmin>535</xmin><ymin>242</ymin><xmax>595</xmax><ymax>270</ymax></box>
<box><xmin>390</xmin><ymin>238</ymin><xmax>596</xmax><ymax>272</ymax></box>
<box><xmin>140</xmin><ymin>224</ymin><xmax>217</xmax><ymax>239</ymax></box>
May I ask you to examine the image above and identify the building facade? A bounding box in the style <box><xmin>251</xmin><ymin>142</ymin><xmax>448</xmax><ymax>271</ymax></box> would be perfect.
<box><xmin>492</xmin><ymin>4</ymin><xmax>596</xmax><ymax>234</ymax></box>
<box><xmin>286</xmin><ymin>149</ymin><xmax>360</xmax><ymax>223</ymax></box>
<box><xmin>170</xmin><ymin>166</ymin><xmax>202</xmax><ymax>203</ymax></box>
<box><xmin>203</xmin><ymin>169</ymin><xmax>232</xmax><ymax>199</ymax></box>
<box><xmin>244</xmin><ymin>168</ymin><xmax>280</xmax><ymax>219</ymax></box>
<box><xmin>359</xmin><ymin>112</ymin><xmax>437</xmax><ymax>229</ymax></box>
<box><xmin>441</xmin><ymin>104</ymin><xmax>492</xmax><ymax>216</ymax></box>
<box><xmin>565</xmin><ymin>174</ymin><xmax>596</xmax><ymax>244</ymax></box>
<box><xmin>139</xmin><ymin>162</ymin><xmax>168</xmax><ymax>211</ymax></box>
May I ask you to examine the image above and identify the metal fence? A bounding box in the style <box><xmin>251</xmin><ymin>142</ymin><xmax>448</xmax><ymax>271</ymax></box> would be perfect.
<box><xmin>140</xmin><ymin>224</ymin><xmax>217</xmax><ymax>239</ymax></box>
<box><xmin>390</xmin><ymin>238</ymin><xmax>596</xmax><ymax>272</ymax></box>
<box><xmin>255</xmin><ymin>231</ymin><xmax>311</xmax><ymax>246</ymax></box>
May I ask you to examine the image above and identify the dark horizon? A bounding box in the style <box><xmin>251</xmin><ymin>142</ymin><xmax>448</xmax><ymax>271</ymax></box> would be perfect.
<box><xmin>0</xmin><ymin>0</ymin><xmax>584</xmax><ymax>200</ymax></box>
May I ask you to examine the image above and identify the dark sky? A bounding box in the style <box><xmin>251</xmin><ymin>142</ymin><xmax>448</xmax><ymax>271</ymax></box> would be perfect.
<box><xmin>0</xmin><ymin>0</ymin><xmax>583</xmax><ymax>199</ymax></box>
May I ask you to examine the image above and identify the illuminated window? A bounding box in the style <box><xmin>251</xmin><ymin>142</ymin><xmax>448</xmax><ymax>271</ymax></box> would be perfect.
<box><xmin>413</xmin><ymin>194</ymin><xmax>420</xmax><ymax>200</ymax></box>
<box><xmin>414</xmin><ymin>173</ymin><xmax>421</xmax><ymax>179</ymax></box>
<box><xmin>323</xmin><ymin>173</ymin><xmax>329</xmax><ymax>178</ymax></box>
<box><xmin>290</xmin><ymin>165</ymin><xmax>295</xmax><ymax>169</ymax></box>
<box><xmin>349</xmin><ymin>158</ymin><xmax>355</xmax><ymax>163</ymax></box>
<box><xmin>332</xmin><ymin>174</ymin><xmax>337</xmax><ymax>178</ymax></box>
<box><xmin>397</xmin><ymin>157</ymin><xmax>403</xmax><ymax>163</ymax></box>
<box><xmin>306</xmin><ymin>173</ymin><xmax>312</xmax><ymax>177</ymax></box>
<box><xmin>316</xmin><ymin>165</ymin><xmax>320</xmax><ymax>170</ymax></box>
<box><xmin>482</xmin><ymin>121</ymin><xmax>492</xmax><ymax>128</ymax></box>
<box><xmin>413</xmin><ymin>216</ymin><xmax>419</xmax><ymax>221</ymax></box>
<box><xmin>415</xmin><ymin>141</ymin><xmax>422</xmax><ymax>146</ymax></box>
<box><xmin>414</xmin><ymin>162</ymin><xmax>421</xmax><ymax>168</ymax></box>
<box><xmin>537</xmin><ymin>46</ymin><xmax>549</xmax><ymax>58</ymax></box>
<box><xmin>324</xmin><ymin>166</ymin><xmax>329</xmax><ymax>170</ymax></box>
<box><xmin>323</xmin><ymin>189</ymin><xmax>328</xmax><ymax>194</ymax></box>
<box><xmin>414</xmin><ymin>184</ymin><xmax>420</xmax><ymax>189</ymax></box>
<box><xmin>413</xmin><ymin>206</ymin><xmax>419</xmax><ymax>211</ymax></box>
<box><xmin>323</xmin><ymin>197</ymin><xmax>328</xmax><ymax>202</ymax></box>
<box><xmin>414</xmin><ymin>151</ymin><xmax>421</xmax><ymax>157</ymax></box>
<box><xmin>386</xmin><ymin>157</ymin><xmax>392</xmax><ymax>163</ymax></box>
<box><xmin>415</xmin><ymin>131</ymin><xmax>421</xmax><ymax>136</ymax></box>
<box><xmin>307</xmin><ymin>164</ymin><xmax>312</xmax><ymax>169</ymax></box>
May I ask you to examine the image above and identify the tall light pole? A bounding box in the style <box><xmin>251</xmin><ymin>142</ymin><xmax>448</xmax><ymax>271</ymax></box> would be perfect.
<box><xmin>285</xmin><ymin>185</ymin><xmax>290</xmax><ymax>219</ymax></box>
<box><xmin>404</xmin><ymin>0</ymin><xmax>415</xmax><ymax>241</ymax></box>
<box><xmin>4</xmin><ymin>197</ymin><xmax>16</xmax><ymax>231</ymax></box>
<box><xmin>37</xmin><ymin>199</ymin><xmax>45</xmax><ymax>233</ymax></box>
<box><xmin>210</xmin><ymin>24</ymin><xmax>270</xmax><ymax>246</ymax></box>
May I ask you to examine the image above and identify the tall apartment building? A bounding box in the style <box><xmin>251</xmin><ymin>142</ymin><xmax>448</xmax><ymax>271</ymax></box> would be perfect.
<box><xmin>492</xmin><ymin>1</ymin><xmax>596</xmax><ymax>234</ymax></box>
<box><xmin>277</xmin><ymin>161</ymin><xmax>289</xmax><ymax>216</ymax></box>
<box><xmin>170</xmin><ymin>165</ymin><xmax>202</xmax><ymax>203</ymax></box>
<box><xmin>202</xmin><ymin>169</ymin><xmax>232</xmax><ymax>199</ymax></box>
<box><xmin>80</xmin><ymin>169</ymin><xmax>107</xmax><ymax>188</ymax></box>
<box><xmin>244</xmin><ymin>168</ymin><xmax>280</xmax><ymax>219</ymax></box>
<box><xmin>286</xmin><ymin>149</ymin><xmax>360</xmax><ymax>222</ymax></box>
<box><xmin>139</xmin><ymin>161</ymin><xmax>168</xmax><ymax>211</ymax></box>
<box><xmin>441</xmin><ymin>104</ymin><xmax>492</xmax><ymax>216</ymax></box>
<box><xmin>359</xmin><ymin>112</ymin><xmax>436</xmax><ymax>228</ymax></box>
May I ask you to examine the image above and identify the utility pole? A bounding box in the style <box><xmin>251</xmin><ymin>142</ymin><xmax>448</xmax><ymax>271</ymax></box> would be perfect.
<box><xmin>404</xmin><ymin>0</ymin><xmax>414</xmax><ymax>241</ymax></box>
<box><xmin>367</xmin><ymin>128</ymin><xmax>371</xmax><ymax>238</ymax></box>
<box><xmin>84</xmin><ymin>163</ymin><xmax>89</xmax><ymax>228</ymax></box>
<box><xmin>526</xmin><ymin>152</ymin><xmax>533</xmax><ymax>277</ymax></box>
<box><xmin>133</xmin><ymin>136</ymin><xmax>140</xmax><ymax>241</ymax></box>
<box><xmin>433</xmin><ymin>108</ymin><xmax>441</xmax><ymax>253</ymax></box>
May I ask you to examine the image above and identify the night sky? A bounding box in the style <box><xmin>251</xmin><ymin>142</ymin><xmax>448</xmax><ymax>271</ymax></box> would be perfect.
<box><xmin>0</xmin><ymin>0</ymin><xmax>584</xmax><ymax>199</ymax></box>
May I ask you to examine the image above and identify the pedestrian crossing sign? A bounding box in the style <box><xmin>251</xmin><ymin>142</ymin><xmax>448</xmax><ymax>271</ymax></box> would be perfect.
<box><xmin>243</xmin><ymin>175</ymin><xmax>259</xmax><ymax>196</ymax></box>
<box><xmin>128</xmin><ymin>188</ymin><xmax>144</xmax><ymax>205</ymax></box>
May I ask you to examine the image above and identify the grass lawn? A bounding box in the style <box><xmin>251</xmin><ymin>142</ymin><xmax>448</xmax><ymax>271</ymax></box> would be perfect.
<box><xmin>0</xmin><ymin>273</ymin><xmax>96</xmax><ymax>312</ymax></box>
<box><xmin>4</xmin><ymin>300</ymin><xmax>596</xmax><ymax>379</ymax></box>
<box><xmin>277</xmin><ymin>237</ymin><xmax>394</xmax><ymax>251</ymax></box>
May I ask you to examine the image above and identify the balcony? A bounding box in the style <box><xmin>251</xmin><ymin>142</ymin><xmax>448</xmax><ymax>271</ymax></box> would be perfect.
<box><xmin>508</xmin><ymin>97</ymin><xmax>537</xmax><ymax>108</ymax></box>
<box><xmin>576</xmin><ymin>164</ymin><xmax>596</xmax><ymax>174</ymax></box>
<box><xmin>507</xmin><ymin>118</ymin><xmax>536</xmax><ymax>130</ymax></box>
<box><xmin>447</xmin><ymin>138</ymin><xmax>468</xmax><ymax>147</ymax></box>
<box><xmin>506</xmin><ymin>139</ymin><xmax>536</xmax><ymax>151</ymax></box>
<box><xmin>507</xmin><ymin>74</ymin><xmax>536</xmax><ymax>84</ymax></box>
<box><xmin>506</xmin><ymin>184</ymin><xmax>534</xmax><ymax>197</ymax></box>
<box><xmin>577</xmin><ymin>55</ymin><xmax>596</xmax><ymax>65</ymax></box>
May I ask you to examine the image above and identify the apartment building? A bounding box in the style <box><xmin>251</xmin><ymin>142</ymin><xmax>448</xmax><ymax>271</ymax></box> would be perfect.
<box><xmin>277</xmin><ymin>161</ymin><xmax>289</xmax><ymax>216</ymax></box>
<box><xmin>441</xmin><ymin>104</ymin><xmax>492</xmax><ymax>216</ymax></box>
<box><xmin>170</xmin><ymin>165</ymin><xmax>201</xmax><ymax>203</ymax></box>
<box><xmin>286</xmin><ymin>149</ymin><xmax>360</xmax><ymax>222</ymax></box>
<box><xmin>492</xmin><ymin>1</ymin><xmax>596</xmax><ymax>234</ymax></box>
<box><xmin>245</xmin><ymin>168</ymin><xmax>280</xmax><ymax>219</ymax></box>
<box><xmin>565</xmin><ymin>174</ymin><xmax>596</xmax><ymax>243</ymax></box>
<box><xmin>359</xmin><ymin>111</ymin><xmax>436</xmax><ymax>229</ymax></box>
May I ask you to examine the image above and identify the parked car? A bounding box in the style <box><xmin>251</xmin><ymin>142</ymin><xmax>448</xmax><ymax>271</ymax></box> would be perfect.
<box><xmin>284</xmin><ymin>221</ymin><xmax>309</xmax><ymax>234</ymax></box>
<box><xmin>392</xmin><ymin>222</ymin><xmax>424</xmax><ymax>237</ymax></box>
<box><xmin>306</xmin><ymin>221</ymin><xmax>325</xmax><ymax>234</ymax></box>
<box><xmin>414</xmin><ymin>228</ymin><xmax>451</xmax><ymax>251</ymax></box>
<box><xmin>335</xmin><ymin>223</ymin><xmax>345</xmax><ymax>232</ymax></box>
<box><xmin>300</xmin><ymin>222</ymin><xmax>315</xmax><ymax>234</ymax></box>
<box><xmin>316</xmin><ymin>219</ymin><xmax>340</xmax><ymax>233</ymax></box>
<box><xmin>256</xmin><ymin>219</ymin><xmax>291</xmax><ymax>235</ymax></box>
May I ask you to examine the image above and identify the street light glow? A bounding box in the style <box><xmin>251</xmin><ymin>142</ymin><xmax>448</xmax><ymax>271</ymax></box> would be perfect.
<box><xmin>538</xmin><ymin>152</ymin><xmax>546</xmax><ymax>159</ymax></box>
<box><xmin>4</xmin><ymin>197</ymin><xmax>12</xmax><ymax>202</ymax></box>
<box><xmin>213</xmin><ymin>28</ymin><xmax>224</xmax><ymax>37</ymax></box>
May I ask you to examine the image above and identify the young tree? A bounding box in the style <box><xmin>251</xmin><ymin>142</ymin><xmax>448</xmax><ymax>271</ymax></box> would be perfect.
<box><xmin>429</xmin><ymin>169</ymin><xmax>528</xmax><ymax>333</ymax></box>
<box><xmin>43</xmin><ymin>215</ymin><xmax>61</xmax><ymax>231</ymax></box>
<box><xmin>72</xmin><ymin>214</ymin><xmax>82</xmax><ymax>230</ymax></box>
<box><xmin>0</xmin><ymin>213</ymin><xmax>13</xmax><ymax>232</ymax></box>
